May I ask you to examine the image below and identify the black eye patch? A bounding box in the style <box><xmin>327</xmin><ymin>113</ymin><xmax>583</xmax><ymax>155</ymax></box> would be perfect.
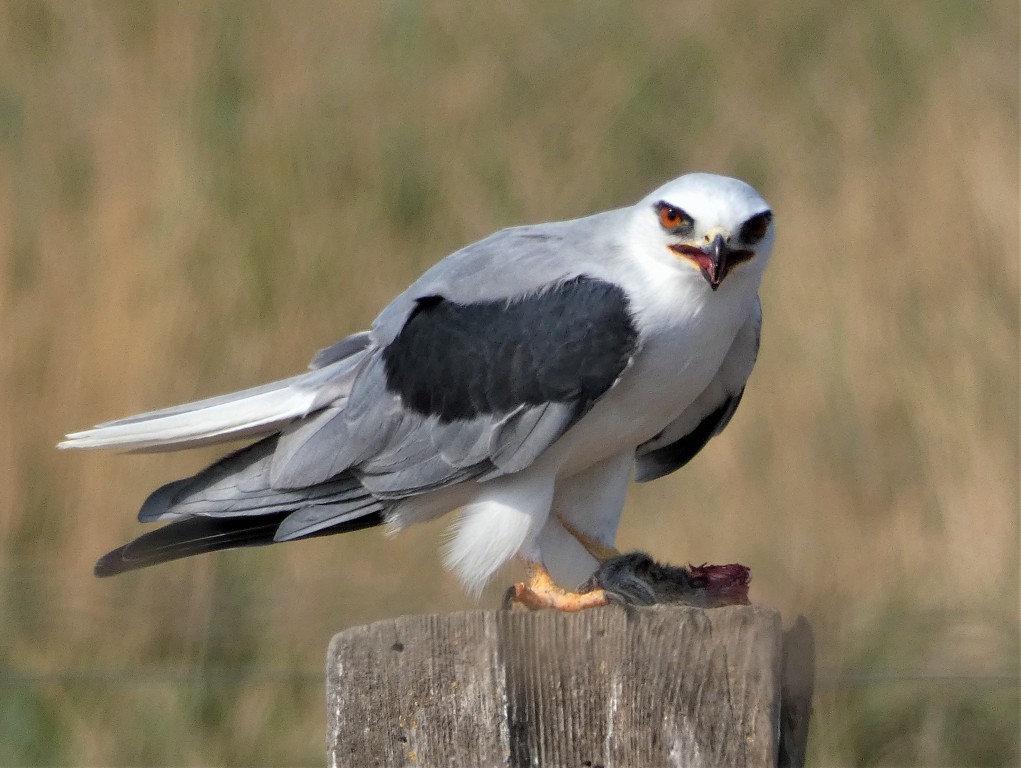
<box><xmin>739</xmin><ymin>211</ymin><xmax>772</xmax><ymax>243</ymax></box>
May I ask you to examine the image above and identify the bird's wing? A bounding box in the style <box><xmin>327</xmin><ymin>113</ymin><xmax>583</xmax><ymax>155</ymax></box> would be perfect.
<box><xmin>634</xmin><ymin>299</ymin><xmax>761</xmax><ymax>482</ymax></box>
<box><xmin>264</xmin><ymin>216</ymin><xmax>641</xmax><ymax>498</ymax></box>
<box><xmin>95</xmin><ymin>499</ymin><xmax>384</xmax><ymax>577</ymax></box>
<box><xmin>69</xmin><ymin>217</ymin><xmax>642</xmax><ymax>545</ymax></box>
<box><xmin>369</xmin><ymin>214</ymin><xmax>620</xmax><ymax>345</ymax></box>
<box><xmin>269</xmin><ymin>270</ymin><xmax>641</xmax><ymax>499</ymax></box>
<box><xmin>58</xmin><ymin>215</ymin><xmax>618</xmax><ymax>454</ymax></box>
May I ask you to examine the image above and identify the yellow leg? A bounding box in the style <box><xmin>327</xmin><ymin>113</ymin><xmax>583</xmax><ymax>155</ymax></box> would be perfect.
<box><xmin>556</xmin><ymin>515</ymin><xmax>622</xmax><ymax>563</ymax></box>
<box><xmin>505</xmin><ymin>561</ymin><xmax>610</xmax><ymax>612</ymax></box>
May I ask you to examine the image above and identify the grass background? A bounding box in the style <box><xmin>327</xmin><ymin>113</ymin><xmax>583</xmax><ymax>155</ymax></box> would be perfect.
<box><xmin>0</xmin><ymin>1</ymin><xmax>1018</xmax><ymax>765</ymax></box>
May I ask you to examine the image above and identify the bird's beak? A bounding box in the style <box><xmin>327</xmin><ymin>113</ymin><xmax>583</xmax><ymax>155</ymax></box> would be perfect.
<box><xmin>669</xmin><ymin>234</ymin><xmax>754</xmax><ymax>291</ymax></box>
<box><xmin>703</xmin><ymin>234</ymin><xmax>729</xmax><ymax>290</ymax></box>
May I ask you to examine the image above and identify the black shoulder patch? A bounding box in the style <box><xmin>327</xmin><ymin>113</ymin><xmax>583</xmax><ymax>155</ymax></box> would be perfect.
<box><xmin>382</xmin><ymin>276</ymin><xmax>638</xmax><ymax>422</ymax></box>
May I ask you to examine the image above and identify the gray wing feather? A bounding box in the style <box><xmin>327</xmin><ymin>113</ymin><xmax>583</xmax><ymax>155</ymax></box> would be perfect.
<box><xmin>371</xmin><ymin>214</ymin><xmax>621</xmax><ymax>345</ymax></box>
<box><xmin>148</xmin><ymin>213</ymin><xmax>635</xmax><ymax>519</ymax></box>
<box><xmin>87</xmin><ymin>212</ymin><xmax>642</xmax><ymax>573</ymax></box>
<box><xmin>276</xmin><ymin>362</ymin><xmax>496</xmax><ymax>498</ymax></box>
<box><xmin>138</xmin><ymin>436</ymin><xmax>382</xmax><ymax>522</ymax></box>
<box><xmin>428</xmin><ymin>417</ymin><xmax>496</xmax><ymax>467</ymax></box>
<box><xmin>269</xmin><ymin>361</ymin><xmax>406</xmax><ymax>488</ymax></box>
<box><xmin>487</xmin><ymin>403</ymin><xmax>576</xmax><ymax>475</ymax></box>
<box><xmin>355</xmin><ymin>455</ymin><xmax>486</xmax><ymax>499</ymax></box>
<box><xmin>272</xmin><ymin>496</ymin><xmax>383</xmax><ymax>541</ymax></box>
<box><xmin>268</xmin><ymin>407</ymin><xmax>358</xmax><ymax>488</ymax></box>
<box><xmin>270</xmin><ymin>354</ymin><xmax>412</xmax><ymax>489</ymax></box>
<box><xmin>309</xmin><ymin>331</ymin><xmax>372</xmax><ymax>369</ymax></box>
<box><xmin>270</xmin><ymin>217</ymin><xmax>637</xmax><ymax>501</ymax></box>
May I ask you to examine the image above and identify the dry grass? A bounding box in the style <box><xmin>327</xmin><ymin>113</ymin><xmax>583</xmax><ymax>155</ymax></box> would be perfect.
<box><xmin>0</xmin><ymin>2</ymin><xmax>1017</xmax><ymax>765</ymax></box>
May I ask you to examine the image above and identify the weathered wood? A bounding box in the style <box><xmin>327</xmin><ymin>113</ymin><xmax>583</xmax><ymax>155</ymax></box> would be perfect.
<box><xmin>327</xmin><ymin>605</ymin><xmax>800</xmax><ymax>767</ymax></box>
<box><xmin>778</xmin><ymin>616</ymin><xmax>815</xmax><ymax>768</ymax></box>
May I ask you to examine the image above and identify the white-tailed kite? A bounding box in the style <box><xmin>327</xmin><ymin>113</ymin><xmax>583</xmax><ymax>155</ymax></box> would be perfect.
<box><xmin>60</xmin><ymin>173</ymin><xmax>774</xmax><ymax>611</ymax></box>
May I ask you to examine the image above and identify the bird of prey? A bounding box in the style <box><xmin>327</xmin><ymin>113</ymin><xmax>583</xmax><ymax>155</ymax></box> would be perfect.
<box><xmin>60</xmin><ymin>173</ymin><xmax>774</xmax><ymax>611</ymax></box>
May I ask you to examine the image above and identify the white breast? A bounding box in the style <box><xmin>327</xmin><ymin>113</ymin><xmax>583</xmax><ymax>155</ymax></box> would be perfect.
<box><xmin>547</xmin><ymin>256</ymin><xmax>759</xmax><ymax>479</ymax></box>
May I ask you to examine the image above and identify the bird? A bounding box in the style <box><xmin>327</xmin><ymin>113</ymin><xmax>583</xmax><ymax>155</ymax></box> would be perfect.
<box><xmin>60</xmin><ymin>172</ymin><xmax>774</xmax><ymax>612</ymax></box>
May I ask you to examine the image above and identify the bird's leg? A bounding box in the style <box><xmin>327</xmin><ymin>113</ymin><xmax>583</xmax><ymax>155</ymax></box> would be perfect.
<box><xmin>504</xmin><ymin>560</ymin><xmax>610</xmax><ymax>612</ymax></box>
<box><xmin>556</xmin><ymin>515</ymin><xmax>622</xmax><ymax>563</ymax></box>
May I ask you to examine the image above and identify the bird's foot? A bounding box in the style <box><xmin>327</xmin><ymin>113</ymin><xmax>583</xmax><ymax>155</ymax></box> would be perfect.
<box><xmin>503</xmin><ymin>561</ymin><xmax>610</xmax><ymax>612</ymax></box>
<box><xmin>555</xmin><ymin>516</ymin><xmax>621</xmax><ymax>563</ymax></box>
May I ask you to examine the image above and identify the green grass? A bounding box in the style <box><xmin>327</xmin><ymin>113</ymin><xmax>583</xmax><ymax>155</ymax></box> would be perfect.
<box><xmin>0</xmin><ymin>1</ymin><xmax>1017</xmax><ymax>764</ymax></box>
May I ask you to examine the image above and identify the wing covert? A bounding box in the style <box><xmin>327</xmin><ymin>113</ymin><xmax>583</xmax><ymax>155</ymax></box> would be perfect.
<box><xmin>270</xmin><ymin>275</ymin><xmax>640</xmax><ymax>496</ymax></box>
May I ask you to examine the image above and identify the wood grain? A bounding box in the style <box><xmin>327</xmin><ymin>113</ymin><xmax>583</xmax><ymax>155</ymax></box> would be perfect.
<box><xmin>327</xmin><ymin>605</ymin><xmax>796</xmax><ymax>768</ymax></box>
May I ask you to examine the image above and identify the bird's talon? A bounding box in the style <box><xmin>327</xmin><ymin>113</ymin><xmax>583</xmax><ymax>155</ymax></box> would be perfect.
<box><xmin>505</xmin><ymin>561</ymin><xmax>612</xmax><ymax>612</ymax></box>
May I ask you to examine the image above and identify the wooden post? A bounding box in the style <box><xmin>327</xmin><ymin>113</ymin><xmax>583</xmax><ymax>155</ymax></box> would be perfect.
<box><xmin>327</xmin><ymin>605</ymin><xmax>813</xmax><ymax>768</ymax></box>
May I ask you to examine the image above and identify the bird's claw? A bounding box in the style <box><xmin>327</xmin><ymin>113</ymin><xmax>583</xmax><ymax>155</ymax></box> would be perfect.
<box><xmin>503</xmin><ymin>561</ymin><xmax>611</xmax><ymax>612</ymax></box>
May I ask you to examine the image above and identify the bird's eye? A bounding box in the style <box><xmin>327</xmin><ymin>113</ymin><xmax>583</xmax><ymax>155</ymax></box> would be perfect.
<box><xmin>656</xmin><ymin>203</ymin><xmax>692</xmax><ymax>232</ymax></box>
<box><xmin>740</xmin><ymin>211</ymin><xmax>772</xmax><ymax>242</ymax></box>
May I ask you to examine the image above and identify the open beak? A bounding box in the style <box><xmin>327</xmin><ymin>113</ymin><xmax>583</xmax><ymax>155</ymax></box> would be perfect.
<box><xmin>669</xmin><ymin>234</ymin><xmax>754</xmax><ymax>290</ymax></box>
<box><xmin>703</xmin><ymin>234</ymin><xmax>728</xmax><ymax>290</ymax></box>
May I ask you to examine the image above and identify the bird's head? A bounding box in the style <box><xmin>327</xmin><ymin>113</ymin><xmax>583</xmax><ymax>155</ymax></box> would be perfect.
<box><xmin>633</xmin><ymin>173</ymin><xmax>774</xmax><ymax>291</ymax></box>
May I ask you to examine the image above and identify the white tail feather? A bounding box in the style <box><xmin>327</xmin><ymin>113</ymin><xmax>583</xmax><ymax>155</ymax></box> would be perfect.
<box><xmin>59</xmin><ymin>381</ymin><xmax>318</xmax><ymax>453</ymax></box>
<box><xmin>60</xmin><ymin>344</ymin><xmax>370</xmax><ymax>453</ymax></box>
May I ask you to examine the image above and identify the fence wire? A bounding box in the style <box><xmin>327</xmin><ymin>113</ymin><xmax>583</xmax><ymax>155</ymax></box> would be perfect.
<box><xmin>1</xmin><ymin>667</ymin><xmax>1016</xmax><ymax>688</ymax></box>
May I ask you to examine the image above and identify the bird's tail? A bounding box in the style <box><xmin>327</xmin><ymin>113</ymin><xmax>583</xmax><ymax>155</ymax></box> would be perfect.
<box><xmin>59</xmin><ymin>332</ymin><xmax>386</xmax><ymax>576</ymax></box>
<box><xmin>58</xmin><ymin>336</ymin><xmax>369</xmax><ymax>453</ymax></box>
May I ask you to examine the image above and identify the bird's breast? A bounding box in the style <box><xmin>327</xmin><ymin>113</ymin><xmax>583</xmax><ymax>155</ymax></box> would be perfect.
<box><xmin>549</xmin><ymin>281</ymin><xmax>756</xmax><ymax>478</ymax></box>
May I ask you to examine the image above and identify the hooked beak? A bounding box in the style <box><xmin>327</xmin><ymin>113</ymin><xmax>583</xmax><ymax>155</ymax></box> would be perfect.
<box><xmin>669</xmin><ymin>234</ymin><xmax>754</xmax><ymax>290</ymax></box>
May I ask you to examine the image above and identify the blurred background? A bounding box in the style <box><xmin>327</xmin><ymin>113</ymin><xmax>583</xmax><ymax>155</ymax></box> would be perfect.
<box><xmin>0</xmin><ymin>2</ymin><xmax>1017</xmax><ymax>765</ymax></box>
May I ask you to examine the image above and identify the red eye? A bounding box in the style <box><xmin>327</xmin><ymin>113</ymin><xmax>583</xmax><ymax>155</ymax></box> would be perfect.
<box><xmin>657</xmin><ymin>204</ymin><xmax>689</xmax><ymax>230</ymax></box>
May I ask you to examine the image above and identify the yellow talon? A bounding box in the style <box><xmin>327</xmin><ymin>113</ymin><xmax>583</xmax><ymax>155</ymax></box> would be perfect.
<box><xmin>505</xmin><ymin>561</ymin><xmax>610</xmax><ymax>612</ymax></box>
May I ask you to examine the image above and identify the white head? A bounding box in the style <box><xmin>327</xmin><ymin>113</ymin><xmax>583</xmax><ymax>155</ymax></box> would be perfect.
<box><xmin>629</xmin><ymin>173</ymin><xmax>774</xmax><ymax>291</ymax></box>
